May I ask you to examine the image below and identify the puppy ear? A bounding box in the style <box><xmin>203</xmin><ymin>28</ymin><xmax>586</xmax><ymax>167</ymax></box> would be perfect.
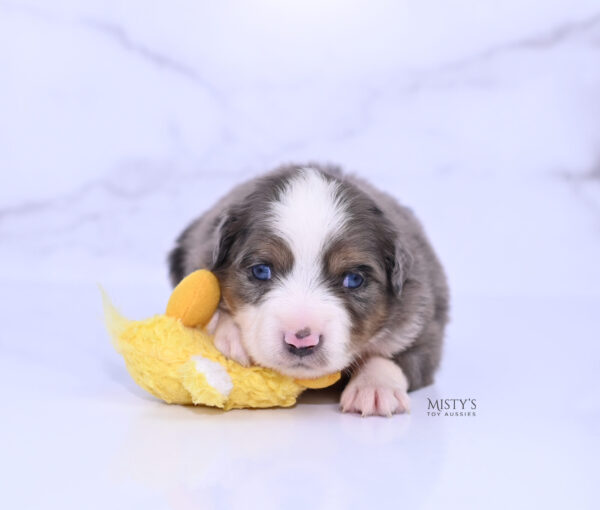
<box><xmin>211</xmin><ymin>210</ymin><xmax>246</xmax><ymax>271</ymax></box>
<box><xmin>168</xmin><ymin>219</ymin><xmax>201</xmax><ymax>286</ymax></box>
<box><xmin>386</xmin><ymin>241</ymin><xmax>413</xmax><ymax>295</ymax></box>
<box><xmin>168</xmin><ymin>244</ymin><xmax>187</xmax><ymax>286</ymax></box>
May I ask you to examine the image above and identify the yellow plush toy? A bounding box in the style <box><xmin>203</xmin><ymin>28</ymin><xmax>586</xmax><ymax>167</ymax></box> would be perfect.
<box><xmin>103</xmin><ymin>270</ymin><xmax>341</xmax><ymax>410</ymax></box>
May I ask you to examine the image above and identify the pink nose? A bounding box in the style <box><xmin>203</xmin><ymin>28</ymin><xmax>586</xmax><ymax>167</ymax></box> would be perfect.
<box><xmin>283</xmin><ymin>327</ymin><xmax>321</xmax><ymax>349</ymax></box>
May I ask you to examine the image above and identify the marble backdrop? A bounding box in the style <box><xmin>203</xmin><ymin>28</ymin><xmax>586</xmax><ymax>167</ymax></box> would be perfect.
<box><xmin>2</xmin><ymin>3</ymin><xmax>600</xmax><ymax>509</ymax></box>
<box><xmin>2</xmin><ymin>0</ymin><xmax>599</xmax><ymax>297</ymax></box>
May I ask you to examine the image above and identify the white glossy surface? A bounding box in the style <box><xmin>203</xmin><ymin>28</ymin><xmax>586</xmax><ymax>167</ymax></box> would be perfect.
<box><xmin>1</xmin><ymin>2</ymin><xmax>599</xmax><ymax>509</ymax></box>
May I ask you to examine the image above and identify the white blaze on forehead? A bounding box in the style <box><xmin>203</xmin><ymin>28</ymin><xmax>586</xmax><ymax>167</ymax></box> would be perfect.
<box><xmin>269</xmin><ymin>169</ymin><xmax>347</xmax><ymax>285</ymax></box>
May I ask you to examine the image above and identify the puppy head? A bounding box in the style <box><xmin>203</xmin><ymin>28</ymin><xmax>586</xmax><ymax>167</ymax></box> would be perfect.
<box><xmin>212</xmin><ymin>168</ymin><xmax>407</xmax><ymax>378</ymax></box>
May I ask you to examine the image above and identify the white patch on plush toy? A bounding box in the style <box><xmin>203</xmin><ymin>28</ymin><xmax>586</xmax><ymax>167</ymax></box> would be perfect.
<box><xmin>192</xmin><ymin>356</ymin><xmax>233</xmax><ymax>397</ymax></box>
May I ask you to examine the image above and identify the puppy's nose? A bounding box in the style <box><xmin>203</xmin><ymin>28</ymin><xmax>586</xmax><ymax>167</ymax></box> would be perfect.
<box><xmin>284</xmin><ymin>327</ymin><xmax>321</xmax><ymax>352</ymax></box>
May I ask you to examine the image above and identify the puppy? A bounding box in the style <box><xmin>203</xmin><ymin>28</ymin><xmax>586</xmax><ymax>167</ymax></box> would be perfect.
<box><xmin>168</xmin><ymin>164</ymin><xmax>449</xmax><ymax>416</ymax></box>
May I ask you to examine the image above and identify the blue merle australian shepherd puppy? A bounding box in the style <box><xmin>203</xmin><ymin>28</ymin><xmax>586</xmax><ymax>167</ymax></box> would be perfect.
<box><xmin>169</xmin><ymin>164</ymin><xmax>449</xmax><ymax>416</ymax></box>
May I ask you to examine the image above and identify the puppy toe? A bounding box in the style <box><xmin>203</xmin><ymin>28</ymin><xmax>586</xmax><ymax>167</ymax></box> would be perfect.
<box><xmin>340</xmin><ymin>387</ymin><xmax>358</xmax><ymax>413</ymax></box>
<box><xmin>341</xmin><ymin>386</ymin><xmax>409</xmax><ymax>417</ymax></box>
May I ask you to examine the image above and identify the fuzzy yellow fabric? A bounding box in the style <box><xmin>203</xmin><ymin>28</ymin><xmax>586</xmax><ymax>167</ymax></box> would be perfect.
<box><xmin>103</xmin><ymin>270</ymin><xmax>340</xmax><ymax>410</ymax></box>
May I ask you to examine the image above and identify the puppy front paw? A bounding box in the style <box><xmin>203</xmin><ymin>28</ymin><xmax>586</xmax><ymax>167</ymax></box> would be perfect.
<box><xmin>341</xmin><ymin>385</ymin><xmax>410</xmax><ymax>417</ymax></box>
<box><xmin>340</xmin><ymin>357</ymin><xmax>410</xmax><ymax>417</ymax></box>
<box><xmin>213</xmin><ymin>312</ymin><xmax>251</xmax><ymax>367</ymax></box>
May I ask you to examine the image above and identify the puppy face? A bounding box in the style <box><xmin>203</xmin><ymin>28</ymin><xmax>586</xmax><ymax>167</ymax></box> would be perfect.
<box><xmin>212</xmin><ymin>168</ymin><xmax>402</xmax><ymax>378</ymax></box>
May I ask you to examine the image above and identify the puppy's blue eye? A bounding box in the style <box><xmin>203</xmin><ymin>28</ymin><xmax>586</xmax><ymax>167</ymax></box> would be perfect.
<box><xmin>251</xmin><ymin>264</ymin><xmax>272</xmax><ymax>281</ymax></box>
<box><xmin>343</xmin><ymin>273</ymin><xmax>364</xmax><ymax>289</ymax></box>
